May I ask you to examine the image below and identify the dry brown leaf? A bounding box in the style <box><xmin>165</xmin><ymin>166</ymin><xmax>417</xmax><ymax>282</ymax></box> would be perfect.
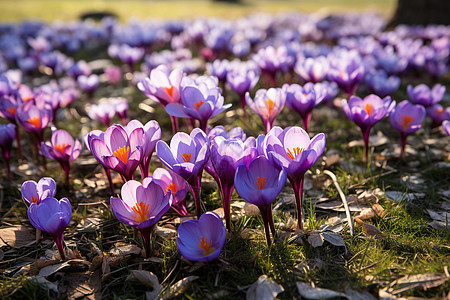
<box><xmin>108</xmin><ymin>244</ymin><xmax>141</xmax><ymax>256</ymax></box>
<box><xmin>38</xmin><ymin>259</ymin><xmax>90</xmax><ymax>277</ymax></box>
<box><xmin>296</xmin><ymin>282</ymin><xmax>349</xmax><ymax>299</ymax></box>
<box><xmin>386</xmin><ymin>273</ymin><xmax>449</xmax><ymax>295</ymax></box>
<box><xmin>307</xmin><ymin>232</ymin><xmax>324</xmax><ymax>248</ymax></box>
<box><xmin>0</xmin><ymin>225</ymin><xmax>35</xmax><ymax>248</ymax></box>
<box><xmin>246</xmin><ymin>275</ymin><xmax>284</xmax><ymax>300</ymax></box>
<box><xmin>355</xmin><ymin>204</ymin><xmax>385</xmax><ymax>220</ymax></box>
<box><xmin>161</xmin><ymin>276</ymin><xmax>199</xmax><ymax>300</ymax></box>
<box><xmin>126</xmin><ymin>270</ymin><xmax>162</xmax><ymax>300</ymax></box>
<box><xmin>361</xmin><ymin>222</ymin><xmax>385</xmax><ymax>239</ymax></box>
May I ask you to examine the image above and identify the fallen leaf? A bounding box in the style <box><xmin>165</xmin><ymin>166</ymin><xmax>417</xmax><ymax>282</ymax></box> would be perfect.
<box><xmin>0</xmin><ymin>225</ymin><xmax>35</xmax><ymax>248</ymax></box>
<box><xmin>126</xmin><ymin>270</ymin><xmax>161</xmax><ymax>300</ymax></box>
<box><xmin>322</xmin><ymin>232</ymin><xmax>346</xmax><ymax>248</ymax></box>
<box><xmin>386</xmin><ymin>273</ymin><xmax>449</xmax><ymax>295</ymax></box>
<box><xmin>38</xmin><ymin>259</ymin><xmax>90</xmax><ymax>277</ymax></box>
<box><xmin>59</xmin><ymin>271</ymin><xmax>101</xmax><ymax>299</ymax></box>
<box><xmin>307</xmin><ymin>232</ymin><xmax>324</xmax><ymax>248</ymax></box>
<box><xmin>355</xmin><ymin>204</ymin><xmax>385</xmax><ymax>220</ymax></box>
<box><xmin>246</xmin><ymin>275</ymin><xmax>284</xmax><ymax>300</ymax></box>
<box><xmin>385</xmin><ymin>191</ymin><xmax>425</xmax><ymax>202</ymax></box>
<box><xmin>26</xmin><ymin>276</ymin><xmax>59</xmax><ymax>293</ymax></box>
<box><xmin>162</xmin><ymin>276</ymin><xmax>199</xmax><ymax>300</ymax></box>
<box><xmin>154</xmin><ymin>226</ymin><xmax>177</xmax><ymax>239</ymax></box>
<box><xmin>108</xmin><ymin>244</ymin><xmax>141</xmax><ymax>256</ymax></box>
<box><xmin>296</xmin><ymin>282</ymin><xmax>348</xmax><ymax>299</ymax></box>
<box><xmin>344</xmin><ymin>288</ymin><xmax>377</xmax><ymax>300</ymax></box>
<box><xmin>355</xmin><ymin>219</ymin><xmax>385</xmax><ymax>239</ymax></box>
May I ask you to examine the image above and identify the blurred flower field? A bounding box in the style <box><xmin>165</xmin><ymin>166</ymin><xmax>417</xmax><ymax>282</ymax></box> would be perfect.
<box><xmin>0</xmin><ymin>1</ymin><xmax>449</xmax><ymax>299</ymax></box>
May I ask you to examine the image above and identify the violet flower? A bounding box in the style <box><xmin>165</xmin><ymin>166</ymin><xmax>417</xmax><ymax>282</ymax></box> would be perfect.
<box><xmin>389</xmin><ymin>100</ymin><xmax>425</xmax><ymax>160</ymax></box>
<box><xmin>77</xmin><ymin>74</ymin><xmax>99</xmax><ymax>99</ymax></box>
<box><xmin>110</xmin><ymin>180</ymin><xmax>172</xmax><ymax>258</ymax></box>
<box><xmin>166</xmin><ymin>76</ymin><xmax>231</xmax><ymax>131</ymax></box>
<box><xmin>407</xmin><ymin>84</ymin><xmax>445</xmax><ymax>107</ymax></box>
<box><xmin>327</xmin><ymin>50</ymin><xmax>365</xmax><ymax>97</ymax></box>
<box><xmin>245</xmin><ymin>88</ymin><xmax>286</xmax><ymax>133</ymax></box>
<box><xmin>151</xmin><ymin>168</ymin><xmax>189</xmax><ymax>216</ymax></box>
<box><xmin>0</xmin><ymin>123</ymin><xmax>15</xmax><ymax>179</ymax></box>
<box><xmin>89</xmin><ymin>124</ymin><xmax>144</xmax><ymax>181</ymax></box>
<box><xmin>27</xmin><ymin>197</ymin><xmax>71</xmax><ymax>260</ymax></box>
<box><xmin>104</xmin><ymin>65</ymin><xmax>122</xmax><ymax>85</ymax></box>
<box><xmin>41</xmin><ymin>127</ymin><xmax>81</xmax><ymax>185</ymax></box>
<box><xmin>117</xmin><ymin>44</ymin><xmax>144</xmax><ymax>73</ymax></box>
<box><xmin>226</xmin><ymin>66</ymin><xmax>260</xmax><ymax>119</ymax></box>
<box><xmin>426</xmin><ymin>104</ymin><xmax>450</xmax><ymax>128</ymax></box>
<box><xmin>283</xmin><ymin>83</ymin><xmax>324</xmax><ymax>132</ymax></box>
<box><xmin>443</xmin><ymin>120</ymin><xmax>450</xmax><ymax>136</ymax></box>
<box><xmin>156</xmin><ymin>128</ymin><xmax>210</xmax><ymax>218</ymax></box>
<box><xmin>176</xmin><ymin>211</ymin><xmax>226</xmax><ymax>262</ymax></box>
<box><xmin>87</xmin><ymin>101</ymin><xmax>116</xmax><ymax>126</ymax></box>
<box><xmin>21</xmin><ymin>177</ymin><xmax>57</xmax><ymax>205</ymax></box>
<box><xmin>342</xmin><ymin>94</ymin><xmax>394</xmax><ymax>162</ymax></box>
<box><xmin>234</xmin><ymin>156</ymin><xmax>287</xmax><ymax>245</ymax></box>
<box><xmin>138</xmin><ymin>65</ymin><xmax>183</xmax><ymax>134</ymax></box>
<box><xmin>207</xmin><ymin>125</ymin><xmax>246</xmax><ymax>142</ymax></box>
<box><xmin>265</xmin><ymin>126</ymin><xmax>325</xmax><ymax>229</ymax></box>
<box><xmin>365</xmin><ymin>71</ymin><xmax>400</xmax><ymax>98</ymax></box>
<box><xmin>211</xmin><ymin>136</ymin><xmax>257</xmax><ymax>231</ymax></box>
<box><xmin>294</xmin><ymin>56</ymin><xmax>330</xmax><ymax>83</ymax></box>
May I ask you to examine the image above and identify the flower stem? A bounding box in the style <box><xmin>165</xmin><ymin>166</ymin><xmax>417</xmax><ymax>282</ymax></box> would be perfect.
<box><xmin>139</xmin><ymin>226</ymin><xmax>154</xmax><ymax>258</ymax></box>
<box><xmin>52</xmin><ymin>233</ymin><xmax>66</xmax><ymax>260</ymax></box>
<box><xmin>400</xmin><ymin>132</ymin><xmax>407</xmax><ymax>160</ymax></box>
<box><xmin>290</xmin><ymin>175</ymin><xmax>305</xmax><ymax>230</ymax></box>
<box><xmin>258</xmin><ymin>205</ymin><xmax>272</xmax><ymax>246</ymax></box>
<box><xmin>199</xmin><ymin>119</ymin><xmax>208</xmax><ymax>132</ymax></box>
<box><xmin>239</xmin><ymin>93</ymin><xmax>247</xmax><ymax>123</ymax></box>
<box><xmin>221</xmin><ymin>184</ymin><xmax>234</xmax><ymax>232</ymax></box>
<box><xmin>189</xmin><ymin>175</ymin><xmax>203</xmax><ymax>219</ymax></box>
<box><xmin>104</xmin><ymin>167</ymin><xmax>115</xmax><ymax>195</ymax></box>
<box><xmin>2</xmin><ymin>149</ymin><xmax>11</xmax><ymax>180</ymax></box>
<box><xmin>170</xmin><ymin>115</ymin><xmax>179</xmax><ymax>135</ymax></box>
<box><xmin>362</xmin><ymin>128</ymin><xmax>370</xmax><ymax>164</ymax></box>
<box><xmin>14</xmin><ymin>124</ymin><xmax>23</xmax><ymax>160</ymax></box>
<box><xmin>303</xmin><ymin>113</ymin><xmax>311</xmax><ymax>133</ymax></box>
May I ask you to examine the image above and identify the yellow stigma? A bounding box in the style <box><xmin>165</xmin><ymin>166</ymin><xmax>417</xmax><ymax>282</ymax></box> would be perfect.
<box><xmin>182</xmin><ymin>153</ymin><xmax>191</xmax><ymax>162</ymax></box>
<box><xmin>54</xmin><ymin>143</ymin><xmax>69</xmax><ymax>154</ymax></box>
<box><xmin>166</xmin><ymin>182</ymin><xmax>177</xmax><ymax>194</ymax></box>
<box><xmin>267</xmin><ymin>99</ymin><xmax>274</xmax><ymax>115</ymax></box>
<box><xmin>256</xmin><ymin>176</ymin><xmax>266</xmax><ymax>190</ymax></box>
<box><xmin>131</xmin><ymin>202</ymin><xmax>150</xmax><ymax>223</ymax></box>
<box><xmin>28</xmin><ymin>117</ymin><xmax>41</xmax><ymax>128</ymax></box>
<box><xmin>364</xmin><ymin>103</ymin><xmax>374</xmax><ymax>116</ymax></box>
<box><xmin>402</xmin><ymin>115</ymin><xmax>413</xmax><ymax>131</ymax></box>
<box><xmin>113</xmin><ymin>146</ymin><xmax>130</xmax><ymax>164</ymax></box>
<box><xmin>286</xmin><ymin>147</ymin><xmax>305</xmax><ymax>160</ymax></box>
<box><xmin>194</xmin><ymin>100</ymin><xmax>204</xmax><ymax>110</ymax></box>
<box><xmin>198</xmin><ymin>236</ymin><xmax>216</xmax><ymax>256</ymax></box>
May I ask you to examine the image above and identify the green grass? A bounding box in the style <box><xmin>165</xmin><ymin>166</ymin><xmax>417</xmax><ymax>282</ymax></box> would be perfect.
<box><xmin>0</xmin><ymin>0</ymin><xmax>396</xmax><ymax>23</ymax></box>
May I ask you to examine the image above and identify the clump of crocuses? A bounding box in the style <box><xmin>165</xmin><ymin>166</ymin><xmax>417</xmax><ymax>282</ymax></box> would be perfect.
<box><xmin>41</xmin><ymin>127</ymin><xmax>81</xmax><ymax>185</ymax></box>
<box><xmin>27</xmin><ymin>197</ymin><xmax>72</xmax><ymax>260</ymax></box>
<box><xmin>342</xmin><ymin>94</ymin><xmax>394</xmax><ymax>162</ymax></box>
<box><xmin>110</xmin><ymin>180</ymin><xmax>172</xmax><ymax>258</ymax></box>
<box><xmin>177</xmin><ymin>211</ymin><xmax>226</xmax><ymax>262</ymax></box>
<box><xmin>389</xmin><ymin>100</ymin><xmax>426</xmax><ymax>160</ymax></box>
<box><xmin>234</xmin><ymin>156</ymin><xmax>286</xmax><ymax>245</ymax></box>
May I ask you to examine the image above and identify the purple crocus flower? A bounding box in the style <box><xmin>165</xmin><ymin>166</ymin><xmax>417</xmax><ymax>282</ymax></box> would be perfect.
<box><xmin>443</xmin><ymin>120</ymin><xmax>450</xmax><ymax>136</ymax></box>
<box><xmin>89</xmin><ymin>124</ymin><xmax>144</xmax><ymax>181</ymax></box>
<box><xmin>41</xmin><ymin>127</ymin><xmax>81</xmax><ymax>185</ymax></box>
<box><xmin>176</xmin><ymin>211</ymin><xmax>226</xmax><ymax>262</ymax></box>
<box><xmin>342</xmin><ymin>94</ymin><xmax>394</xmax><ymax>162</ymax></box>
<box><xmin>207</xmin><ymin>59</ymin><xmax>230</xmax><ymax>98</ymax></box>
<box><xmin>327</xmin><ymin>50</ymin><xmax>365</xmax><ymax>97</ymax></box>
<box><xmin>252</xmin><ymin>45</ymin><xmax>293</xmax><ymax>87</ymax></box>
<box><xmin>283</xmin><ymin>83</ymin><xmax>324</xmax><ymax>132</ymax></box>
<box><xmin>21</xmin><ymin>177</ymin><xmax>57</xmax><ymax>205</ymax></box>
<box><xmin>265</xmin><ymin>126</ymin><xmax>326</xmax><ymax>229</ymax></box>
<box><xmin>245</xmin><ymin>88</ymin><xmax>286</xmax><ymax>133</ymax></box>
<box><xmin>87</xmin><ymin>101</ymin><xmax>116</xmax><ymax>126</ymax></box>
<box><xmin>364</xmin><ymin>71</ymin><xmax>400</xmax><ymax>98</ymax></box>
<box><xmin>0</xmin><ymin>123</ymin><xmax>16</xmax><ymax>179</ymax></box>
<box><xmin>226</xmin><ymin>65</ymin><xmax>260</xmax><ymax>119</ymax></box>
<box><xmin>124</xmin><ymin>120</ymin><xmax>161</xmax><ymax>178</ymax></box>
<box><xmin>207</xmin><ymin>125</ymin><xmax>246</xmax><ymax>142</ymax></box>
<box><xmin>77</xmin><ymin>74</ymin><xmax>99</xmax><ymax>99</ymax></box>
<box><xmin>137</xmin><ymin>65</ymin><xmax>184</xmax><ymax>134</ymax></box>
<box><xmin>407</xmin><ymin>84</ymin><xmax>445</xmax><ymax>107</ymax></box>
<box><xmin>67</xmin><ymin>60</ymin><xmax>92</xmax><ymax>79</ymax></box>
<box><xmin>117</xmin><ymin>44</ymin><xmax>144</xmax><ymax>73</ymax></box>
<box><xmin>426</xmin><ymin>104</ymin><xmax>450</xmax><ymax>128</ymax></box>
<box><xmin>104</xmin><ymin>65</ymin><xmax>122</xmax><ymax>85</ymax></box>
<box><xmin>389</xmin><ymin>100</ymin><xmax>426</xmax><ymax>160</ymax></box>
<box><xmin>234</xmin><ymin>156</ymin><xmax>287</xmax><ymax>245</ymax></box>
<box><xmin>27</xmin><ymin>197</ymin><xmax>71</xmax><ymax>260</ymax></box>
<box><xmin>150</xmin><ymin>168</ymin><xmax>189</xmax><ymax>216</ymax></box>
<box><xmin>156</xmin><ymin>128</ymin><xmax>210</xmax><ymax>218</ymax></box>
<box><xmin>294</xmin><ymin>56</ymin><xmax>330</xmax><ymax>83</ymax></box>
<box><xmin>211</xmin><ymin>136</ymin><xmax>257</xmax><ymax>231</ymax></box>
<box><xmin>110</xmin><ymin>180</ymin><xmax>172</xmax><ymax>257</ymax></box>
<box><xmin>166</xmin><ymin>76</ymin><xmax>231</xmax><ymax>131</ymax></box>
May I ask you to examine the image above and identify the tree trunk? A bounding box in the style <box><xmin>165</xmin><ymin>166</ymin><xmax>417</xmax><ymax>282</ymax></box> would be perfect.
<box><xmin>388</xmin><ymin>0</ymin><xmax>450</xmax><ymax>27</ymax></box>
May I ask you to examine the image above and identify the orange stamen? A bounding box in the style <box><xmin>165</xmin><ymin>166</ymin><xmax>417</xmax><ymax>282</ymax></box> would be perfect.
<box><xmin>256</xmin><ymin>176</ymin><xmax>266</xmax><ymax>190</ymax></box>
<box><xmin>23</xmin><ymin>95</ymin><xmax>33</xmax><ymax>102</ymax></box>
<box><xmin>165</xmin><ymin>86</ymin><xmax>174</xmax><ymax>98</ymax></box>
<box><xmin>364</xmin><ymin>103</ymin><xmax>374</xmax><ymax>116</ymax></box>
<box><xmin>113</xmin><ymin>146</ymin><xmax>129</xmax><ymax>164</ymax></box>
<box><xmin>182</xmin><ymin>153</ymin><xmax>191</xmax><ymax>162</ymax></box>
<box><xmin>7</xmin><ymin>107</ymin><xmax>16</xmax><ymax>116</ymax></box>
<box><xmin>28</xmin><ymin>117</ymin><xmax>41</xmax><ymax>128</ymax></box>
<box><xmin>402</xmin><ymin>115</ymin><xmax>413</xmax><ymax>131</ymax></box>
<box><xmin>198</xmin><ymin>236</ymin><xmax>216</xmax><ymax>256</ymax></box>
<box><xmin>267</xmin><ymin>99</ymin><xmax>274</xmax><ymax>115</ymax></box>
<box><xmin>286</xmin><ymin>147</ymin><xmax>305</xmax><ymax>160</ymax></box>
<box><xmin>131</xmin><ymin>202</ymin><xmax>150</xmax><ymax>223</ymax></box>
<box><xmin>30</xmin><ymin>196</ymin><xmax>40</xmax><ymax>204</ymax></box>
<box><xmin>54</xmin><ymin>143</ymin><xmax>69</xmax><ymax>154</ymax></box>
<box><xmin>166</xmin><ymin>183</ymin><xmax>177</xmax><ymax>194</ymax></box>
<box><xmin>339</xmin><ymin>71</ymin><xmax>345</xmax><ymax>79</ymax></box>
<box><xmin>194</xmin><ymin>100</ymin><xmax>204</xmax><ymax>110</ymax></box>
<box><xmin>437</xmin><ymin>108</ymin><xmax>443</xmax><ymax>114</ymax></box>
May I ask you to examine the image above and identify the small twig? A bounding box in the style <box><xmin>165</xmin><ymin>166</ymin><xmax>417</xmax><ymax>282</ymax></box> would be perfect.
<box><xmin>323</xmin><ymin>170</ymin><xmax>354</xmax><ymax>236</ymax></box>
<box><xmin>347</xmin><ymin>169</ymin><xmax>397</xmax><ymax>191</ymax></box>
